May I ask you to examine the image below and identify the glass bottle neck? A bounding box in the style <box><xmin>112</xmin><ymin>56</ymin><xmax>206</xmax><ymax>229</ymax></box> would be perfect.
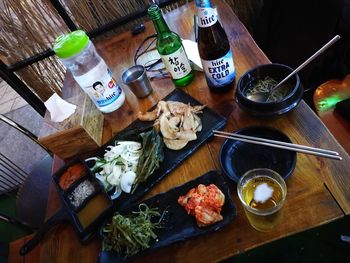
<box><xmin>148</xmin><ymin>4</ymin><xmax>171</xmax><ymax>35</ymax></box>
<box><xmin>152</xmin><ymin>16</ymin><xmax>171</xmax><ymax>35</ymax></box>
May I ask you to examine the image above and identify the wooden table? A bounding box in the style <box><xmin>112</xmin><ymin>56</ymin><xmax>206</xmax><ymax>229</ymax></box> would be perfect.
<box><xmin>10</xmin><ymin>1</ymin><xmax>350</xmax><ymax>262</ymax></box>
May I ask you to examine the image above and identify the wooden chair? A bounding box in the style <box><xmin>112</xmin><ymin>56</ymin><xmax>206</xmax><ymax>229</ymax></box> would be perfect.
<box><xmin>313</xmin><ymin>75</ymin><xmax>350</xmax><ymax>155</ymax></box>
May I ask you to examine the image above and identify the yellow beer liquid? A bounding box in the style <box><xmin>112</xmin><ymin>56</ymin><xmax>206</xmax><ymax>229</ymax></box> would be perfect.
<box><xmin>242</xmin><ymin>176</ymin><xmax>284</xmax><ymax>231</ymax></box>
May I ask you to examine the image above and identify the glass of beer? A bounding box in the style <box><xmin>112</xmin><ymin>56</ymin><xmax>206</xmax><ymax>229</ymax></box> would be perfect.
<box><xmin>237</xmin><ymin>168</ymin><xmax>287</xmax><ymax>232</ymax></box>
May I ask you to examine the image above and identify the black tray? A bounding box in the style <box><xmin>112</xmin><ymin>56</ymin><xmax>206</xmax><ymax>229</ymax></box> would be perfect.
<box><xmin>99</xmin><ymin>170</ymin><xmax>237</xmax><ymax>262</ymax></box>
<box><xmin>88</xmin><ymin>89</ymin><xmax>227</xmax><ymax>210</ymax></box>
<box><xmin>20</xmin><ymin>157</ymin><xmax>114</xmax><ymax>256</ymax></box>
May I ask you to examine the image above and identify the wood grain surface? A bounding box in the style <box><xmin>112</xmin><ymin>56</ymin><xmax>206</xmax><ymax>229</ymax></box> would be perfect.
<box><xmin>12</xmin><ymin>1</ymin><xmax>350</xmax><ymax>262</ymax></box>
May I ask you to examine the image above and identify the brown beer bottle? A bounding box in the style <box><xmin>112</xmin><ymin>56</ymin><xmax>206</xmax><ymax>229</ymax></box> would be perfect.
<box><xmin>195</xmin><ymin>0</ymin><xmax>235</xmax><ymax>92</ymax></box>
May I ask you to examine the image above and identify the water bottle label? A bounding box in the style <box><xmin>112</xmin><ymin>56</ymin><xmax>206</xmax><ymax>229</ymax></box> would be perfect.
<box><xmin>201</xmin><ymin>50</ymin><xmax>235</xmax><ymax>87</ymax></box>
<box><xmin>197</xmin><ymin>7</ymin><xmax>217</xmax><ymax>27</ymax></box>
<box><xmin>161</xmin><ymin>46</ymin><xmax>192</xmax><ymax>79</ymax></box>
<box><xmin>74</xmin><ymin>61</ymin><xmax>123</xmax><ymax>108</ymax></box>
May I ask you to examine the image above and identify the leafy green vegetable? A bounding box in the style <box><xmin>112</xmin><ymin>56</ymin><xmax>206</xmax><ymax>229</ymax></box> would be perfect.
<box><xmin>132</xmin><ymin>129</ymin><xmax>164</xmax><ymax>192</ymax></box>
<box><xmin>102</xmin><ymin>203</ymin><xmax>163</xmax><ymax>258</ymax></box>
<box><xmin>114</xmin><ymin>124</ymin><xmax>154</xmax><ymax>141</ymax></box>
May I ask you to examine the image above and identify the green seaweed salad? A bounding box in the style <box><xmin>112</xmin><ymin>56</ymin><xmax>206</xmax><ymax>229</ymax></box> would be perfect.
<box><xmin>133</xmin><ymin>128</ymin><xmax>164</xmax><ymax>193</ymax></box>
<box><xmin>102</xmin><ymin>203</ymin><xmax>164</xmax><ymax>258</ymax></box>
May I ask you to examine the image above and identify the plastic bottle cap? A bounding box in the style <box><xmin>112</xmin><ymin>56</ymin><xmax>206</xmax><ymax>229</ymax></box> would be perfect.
<box><xmin>53</xmin><ymin>30</ymin><xmax>89</xmax><ymax>59</ymax></box>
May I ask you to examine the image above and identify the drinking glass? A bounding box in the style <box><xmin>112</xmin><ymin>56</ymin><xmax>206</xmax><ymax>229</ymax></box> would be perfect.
<box><xmin>237</xmin><ymin>168</ymin><xmax>287</xmax><ymax>232</ymax></box>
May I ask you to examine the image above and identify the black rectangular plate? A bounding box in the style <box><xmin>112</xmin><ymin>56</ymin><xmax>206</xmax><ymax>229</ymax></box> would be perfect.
<box><xmin>87</xmin><ymin>89</ymin><xmax>227</xmax><ymax>210</ymax></box>
<box><xmin>99</xmin><ymin>170</ymin><xmax>237</xmax><ymax>262</ymax></box>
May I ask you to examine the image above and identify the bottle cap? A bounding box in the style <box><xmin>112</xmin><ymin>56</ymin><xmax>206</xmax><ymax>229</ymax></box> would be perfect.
<box><xmin>53</xmin><ymin>30</ymin><xmax>89</xmax><ymax>59</ymax></box>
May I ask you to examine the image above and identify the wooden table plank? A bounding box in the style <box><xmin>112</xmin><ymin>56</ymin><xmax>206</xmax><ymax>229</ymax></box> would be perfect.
<box><xmin>139</xmin><ymin>183</ymin><xmax>341</xmax><ymax>263</ymax></box>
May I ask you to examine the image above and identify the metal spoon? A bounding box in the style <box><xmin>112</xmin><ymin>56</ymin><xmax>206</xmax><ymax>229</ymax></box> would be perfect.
<box><xmin>247</xmin><ymin>35</ymin><xmax>341</xmax><ymax>102</ymax></box>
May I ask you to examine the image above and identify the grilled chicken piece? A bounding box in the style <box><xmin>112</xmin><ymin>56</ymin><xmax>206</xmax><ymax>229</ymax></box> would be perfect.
<box><xmin>159</xmin><ymin>113</ymin><xmax>177</xmax><ymax>139</ymax></box>
<box><xmin>167</xmin><ymin>101</ymin><xmax>206</xmax><ymax>115</ymax></box>
<box><xmin>138</xmin><ymin>100</ymin><xmax>205</xmax><ymax>150</ymax></box>
<box><xmin>163</xmin><ymin>138</ymin><xmax>189</xmax><ymax>150</ymax></box>
<box><xmin>137</xmin><ymin>107</ymin><xmax>158</xmax><ymax>121</ymax></box>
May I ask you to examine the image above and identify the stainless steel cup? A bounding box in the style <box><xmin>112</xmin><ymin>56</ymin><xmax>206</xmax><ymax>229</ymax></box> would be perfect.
<box><xmin>122</xmin><ymin>65</ymin><xmax>153</xmax><ymax>98</ymax></box>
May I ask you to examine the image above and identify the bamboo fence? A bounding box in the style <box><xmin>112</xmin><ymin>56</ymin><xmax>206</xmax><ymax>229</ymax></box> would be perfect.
<box><xmin>0</xmin><ymin>0</ymin><xmax>260</xmax><ymax>103</ymax></box>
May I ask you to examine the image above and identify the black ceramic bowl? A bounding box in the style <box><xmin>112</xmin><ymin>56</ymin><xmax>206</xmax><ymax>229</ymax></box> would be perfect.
<box><xmin>219</xmin><ymin>126</ymin><xmax>297</xmax><ymax>183</ymax></box>
<box><xmin>236</xmin><ymin>63</ymin><xmax>304</xmax><ymax>118</ymax></box>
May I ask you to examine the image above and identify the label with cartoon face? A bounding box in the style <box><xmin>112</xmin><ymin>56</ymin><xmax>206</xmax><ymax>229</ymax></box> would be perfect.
<box><xmin>74</xmin><ymin>61</ymin><xmax>122</xmax><ymax>108</ymax></box>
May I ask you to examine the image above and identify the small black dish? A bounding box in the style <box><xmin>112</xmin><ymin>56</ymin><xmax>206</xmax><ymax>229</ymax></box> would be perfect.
<box><xmin>20</xmin><ymin>157</ymin><xmax>114</xmax><ymax>256</ymax></box>
<box><xmin>236</xmin><ymin>63</ymin><xmax>304</xmax><ymax>118</ymax></box>
<box><xmin>219</xmin><ymin>126</ymin><xmax>297</xmax><ymax>183</ymax></box>
<box><xmin>52</xmin><ymin>157</ymin><xmax>114</xmax><ymax>242</ymax></box>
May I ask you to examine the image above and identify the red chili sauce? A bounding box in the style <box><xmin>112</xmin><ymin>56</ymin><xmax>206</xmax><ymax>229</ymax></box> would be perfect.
<box><xmin>59</xmin><ymin>163</ymin><xmax>85</xmax><ymax>190</ymax></box>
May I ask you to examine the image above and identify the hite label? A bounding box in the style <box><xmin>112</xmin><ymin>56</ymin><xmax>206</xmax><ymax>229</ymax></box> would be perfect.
<box><xmin>197</xmin><ymin>7</ymin><xmax>217</xmax><ymax>27</ymax></box>
<box><xmin>201</xmin><ymin>50</ymin><xmax>235</xmax><ymax>87</ymax></box>
<box><xmin>161</xmin><ymin>46</ymin><xmax>192</xmax><ymax>79</ymax></box>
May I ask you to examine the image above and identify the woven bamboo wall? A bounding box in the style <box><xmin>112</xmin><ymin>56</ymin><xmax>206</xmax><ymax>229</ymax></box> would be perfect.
<box><xmin>0</xmin><ymin>0</ymin><xmax>69</xmax><ymax>101</ymax></box>
<box><xmin>0</xmin><ymin>0</ymin><xmax>261</xmax><ymax>103</ymax></box>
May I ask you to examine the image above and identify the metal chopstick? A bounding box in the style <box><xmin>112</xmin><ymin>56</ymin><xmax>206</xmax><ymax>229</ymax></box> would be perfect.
<box><xmin>213</xmin><ymin>130</ymin><xmax>339</xmax><ymax>156</ymax></box>
<box><xmin>213</xmin><ymin>131</ymin><xmax>342</xmax><ymax>161</ymax></box>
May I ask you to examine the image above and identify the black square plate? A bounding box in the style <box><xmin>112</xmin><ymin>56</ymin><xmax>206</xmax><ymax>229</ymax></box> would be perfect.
<box><xmin>99</xmin><ymin>170</ymin><xmax>237</xmax><ymax>262</ymax></box>
<box><xmin>87</xmin><ymin>89</ymin><xmax>227</xmax><ymax>210</ymax></box>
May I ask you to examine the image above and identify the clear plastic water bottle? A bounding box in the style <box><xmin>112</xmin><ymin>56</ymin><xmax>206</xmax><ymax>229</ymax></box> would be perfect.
<box><xmin>53</xmin><ymin>30</ymin><xmax>125</xmax><ymax>113</ymax></box>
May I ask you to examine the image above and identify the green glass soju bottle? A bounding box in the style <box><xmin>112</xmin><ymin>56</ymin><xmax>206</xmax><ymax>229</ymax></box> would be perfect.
<box><xmin>148</xmin><ymin>4</ymin><xmax>194</xmax><ymax>87</ymax></box>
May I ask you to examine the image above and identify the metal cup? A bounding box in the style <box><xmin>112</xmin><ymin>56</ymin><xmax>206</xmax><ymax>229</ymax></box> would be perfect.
<box><xmin>122</xmin><ymin>65</ymin><xmax>153</xmax><ymax>98</ymax></box>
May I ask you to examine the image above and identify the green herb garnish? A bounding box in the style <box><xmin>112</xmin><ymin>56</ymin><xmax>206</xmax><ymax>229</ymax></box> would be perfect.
<box><xmin>132</xmin><ymin>129</ymin><xmax>164</xmax><ymax>193</ymax></box>
<box><xmin>102</xmin><ymin>203</ymin><xmax>163</xmax><ymax>258</ymax></box>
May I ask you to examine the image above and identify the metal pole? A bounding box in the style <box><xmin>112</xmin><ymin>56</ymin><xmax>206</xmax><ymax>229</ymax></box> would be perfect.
<box><xmin>8</xmin><ymin>49</ymin><xmax>55</xmax><ymax>72</ymax></box>
<box><xmin>49</xmin><ymin>0</ymin><xmax>78</xmax><ymax>31</ymax></box>
<box><xmin>0</xmin><ymin>60</ymin><xmax>46</xmax><ymax>116</ymax></box>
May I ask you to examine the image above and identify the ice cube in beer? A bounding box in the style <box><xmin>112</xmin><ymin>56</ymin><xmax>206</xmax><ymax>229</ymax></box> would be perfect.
<box><xmin>253</xmin><ymin>182</ymin><xmax>274</xmax><ymax>203</ymax></box>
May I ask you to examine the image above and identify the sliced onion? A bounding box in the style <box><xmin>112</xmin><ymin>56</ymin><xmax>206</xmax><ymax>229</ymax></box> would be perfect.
<box><xmin>91</xmin><ymin>140</ymin><xmax>141</xmax><ymax>198</ymax></box>
<box><xmin>120</xmin><ymin>171</ymin><xmax>136</xmax><ymax>193</ymax></box>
